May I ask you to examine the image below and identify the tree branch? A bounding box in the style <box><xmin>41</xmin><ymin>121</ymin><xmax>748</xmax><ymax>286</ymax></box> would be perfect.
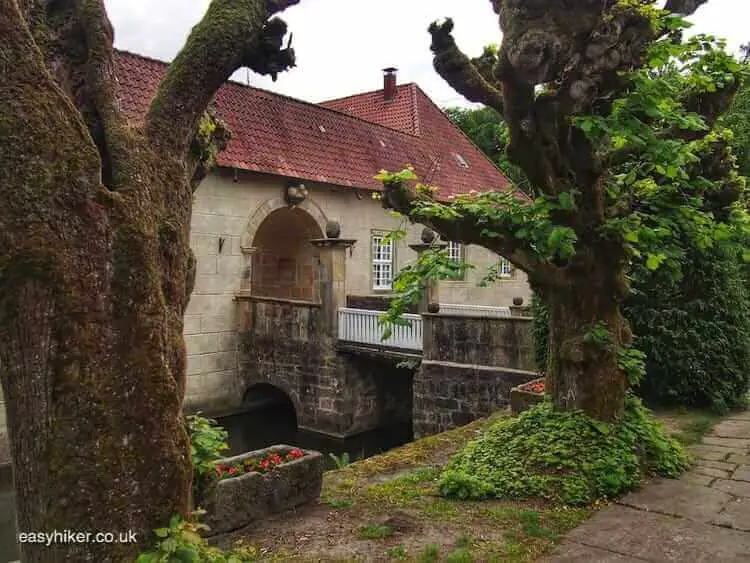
<box><xmin>428</xmin><ymin>19</ymin><xmax>505</xmax><ymax>114</ymax></box>
<box><xmin>76</xmin><ymin>0</ymin><xmax>133</xmax><ymax>187</ymax></box>
<box><xmin>664</xmin><ymin>0</ymin><xmax>709</xmax><ymax>15</ymax></box>
<box><xmin>380</xmin><ymin>180</ymin><xmax>568</xmax><ymax>288</ymax></box>
<box><xmin>146</xmin><ymin>0</ymin><xmax>299</xmax><ymax>157</ymax></box>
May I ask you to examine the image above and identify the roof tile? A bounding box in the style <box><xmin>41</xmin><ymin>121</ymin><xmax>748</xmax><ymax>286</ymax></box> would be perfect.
<box><xmin>114</xmin><ymin>51</ymin><xmax>509</xmax><ymax>198</ymax></box>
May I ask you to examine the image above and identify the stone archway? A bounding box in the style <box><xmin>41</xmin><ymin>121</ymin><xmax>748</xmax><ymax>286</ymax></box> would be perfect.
<box><xmin>251</xmin><ymin>206</ymin><xmax>323</xmax><ymax>301</ymax></box>
<box><xmin>239</xmin><ymin>197</ymin><xmax>327</xmax><ymax>299</ymax></box>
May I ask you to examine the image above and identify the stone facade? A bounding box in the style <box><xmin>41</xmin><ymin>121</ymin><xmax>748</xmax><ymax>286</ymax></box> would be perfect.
<box><xmin>182</xmin><ymin>169</ymin><xmax>531</xmax><ymax>418</ymax></box>
<box><xmin>413</xmin><ymin>313</ymin><xmax>538</xmax><ymax>438</ymax></box>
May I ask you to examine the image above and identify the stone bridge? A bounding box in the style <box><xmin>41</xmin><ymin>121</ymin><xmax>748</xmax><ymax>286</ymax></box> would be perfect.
<box><xmin>181</xmin><ymin>231</ymin><xmax>538</xmax><ymax>439</ymax></box>
<box><xmin>194</xmin><ymin>290</ymin><xmax>537</xmax><ymax>439</ymax></box>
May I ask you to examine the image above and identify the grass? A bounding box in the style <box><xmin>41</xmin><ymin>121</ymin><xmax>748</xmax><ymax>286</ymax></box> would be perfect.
<box><xmin>419</xmin><ymin>544</ymin><xmax>440</xmax><ymax>562</ymax></box>
<box><xmin>653</xmin><ymin>408</ymin><xmax>721</xmax><ymax>446</ymax></box>
<box><xmin>358</xmin><ymin>523</ymin><xmax>394</xmax><ymax>540</ymax></box>
<box><xmin>386</xmin><ymin>545</ymin><xmax>408</xmax><ymax>559</ymax></box>
<box><xmin>236</xmin><ymin>406</ymin><xmax>721</xmax><ymax>562</ymax></box>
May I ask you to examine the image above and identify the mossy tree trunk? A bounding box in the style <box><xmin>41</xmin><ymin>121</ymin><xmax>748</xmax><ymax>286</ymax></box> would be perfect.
<box><xmin>543</xmin><ymin>281</ymin><xmax>630</xmax><ymax>421</ymax></box>
<box><xmin>0</xmin><ymin>0</ymin><xmax>298</xmax><ymax>560</ymax></box>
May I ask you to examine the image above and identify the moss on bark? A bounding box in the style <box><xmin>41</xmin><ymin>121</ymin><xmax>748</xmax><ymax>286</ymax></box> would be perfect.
<box><xmin>0</xmin><ymin>0</ymin><xmax>299</xmax><ymax>560</ymax></box>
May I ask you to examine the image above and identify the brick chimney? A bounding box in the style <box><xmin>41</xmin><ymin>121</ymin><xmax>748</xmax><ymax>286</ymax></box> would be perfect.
<box><xmin>383</xmin><ymin>67</ymin><xmax>398</xmax><ymax>101</ymax></box>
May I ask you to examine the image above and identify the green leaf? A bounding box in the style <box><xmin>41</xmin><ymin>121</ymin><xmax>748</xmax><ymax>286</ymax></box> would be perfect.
<box><xmin>173</xmin><ymin>547</ymin><xmax>201</xmax><ymax>563</ymax></box>
<box><xmin>645</xmin><ymin>253</ymin><xmax>666</xmax><ymax>271</ymax></box>
<box><xmin>154</xmin><ymin>528</ymin><xmax>170</xmax><ymax>539</ymax></box>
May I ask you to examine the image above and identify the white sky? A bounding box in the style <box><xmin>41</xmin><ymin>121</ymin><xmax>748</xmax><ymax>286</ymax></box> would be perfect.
<box><xmin>105</xmin><ymin>0</ymin><xmax>749</xmax><ymax>108</ymax></box>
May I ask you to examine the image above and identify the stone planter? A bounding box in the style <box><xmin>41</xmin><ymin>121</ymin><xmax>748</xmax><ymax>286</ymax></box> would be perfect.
<box><xmin>201</xmin><ymin>445</ymin><xmax>323</xmax><ymax>535</ymax></box>
<box><xmin>510</xmin><ymin>377</ymin><xmax>545</xmax><ymax>415</ymax></box>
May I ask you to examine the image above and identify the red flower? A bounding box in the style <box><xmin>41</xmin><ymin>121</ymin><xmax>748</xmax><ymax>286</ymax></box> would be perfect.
<box><xmin>289</xmin><ymin>448</ymin><xmax>304</xmax><ymax>459</ymax></box>
<box><xmin>228</xmin><ymin>467</ymin><xmax>237</xmax><ymax>476</ymax></box>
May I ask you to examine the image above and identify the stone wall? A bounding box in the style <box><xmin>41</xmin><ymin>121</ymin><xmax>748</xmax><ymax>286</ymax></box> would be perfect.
<box><xmin>414</xmin><ymin>314</ymin><xmax>538</xmax><ymax>438</ymax></box>
<box><xmin>184</xmin><ymin>170</ymin><xmax>531</xmax><ymax>405</ymax></box>
<box><xmin>236</xmin><ymin>296</ymin><xmax>413</xmax><ymax>437</ymax></box>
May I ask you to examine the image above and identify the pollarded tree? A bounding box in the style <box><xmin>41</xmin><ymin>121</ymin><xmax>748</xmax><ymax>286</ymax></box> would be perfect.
<box><xmin>379</xmin><ymin>0</ymin><xmax>748</xmax><ymax>421</ymax></box>
<box><xmin>0</xmin><ymin>1</ymin><xmax>298</xmax><ymax>560</ymax></box>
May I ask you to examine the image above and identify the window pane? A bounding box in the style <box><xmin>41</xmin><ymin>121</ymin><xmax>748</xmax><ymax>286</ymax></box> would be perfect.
<box><xmin>498</xmin><ymin>257</ymin><xmax>513</xmax><ymax>277</ymax></box>
<box><xmin>371</xmin><ymin>232</ymin><xmax>394</xmax><ymax>289</ymax></box>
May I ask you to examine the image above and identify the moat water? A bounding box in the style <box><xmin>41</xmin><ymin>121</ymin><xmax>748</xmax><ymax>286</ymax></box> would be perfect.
<box><xmin>0</xmin><ymin>403</ymin><xmax>412</xmax><ymax>562</ymax></box>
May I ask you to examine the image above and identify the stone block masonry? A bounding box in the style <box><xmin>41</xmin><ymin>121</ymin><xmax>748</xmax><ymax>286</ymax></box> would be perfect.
<box><xmin>413</xmin><ymin>313</ymin><xmax>538</xmax><ymax>438</ymax></box>
<box><xmin>236</xmin><ymin>296</ymin><xmax>413</xmax><ymax>437</ymax></box>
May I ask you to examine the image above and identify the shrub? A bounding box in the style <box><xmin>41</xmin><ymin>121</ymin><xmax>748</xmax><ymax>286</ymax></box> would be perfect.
<box><xmin>531</xmin><ymin>242</ymin><xmax>750</xmax><ymax>411</ymax></box>
<box><xmin>628</xmin><ymin>243</ymin><xmax>750</xmax><ymax>412</ymax></box>
<box><xmin>438</xmin><ymin>396</ymin><xmax>688</xmax><ymax>505</ymax></box>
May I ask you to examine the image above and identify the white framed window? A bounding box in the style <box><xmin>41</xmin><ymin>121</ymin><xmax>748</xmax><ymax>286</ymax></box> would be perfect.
<box><xmin>447</xmin><ymin>241</ymin><xmax>465</xmax><ymax>280</ymax></box>
<box><xmin>447</xmin><ymin>241</ymin><xmax>462</xmax><ymax>263</ymax></box>
<box><xmin>498</xmin><ymin>256</ymin><xmax>513</xmax><ymax>279</ymax></box>
<box><xmin>371</xmin><ymin>232</ymin><xmax>394</xmax><ymax>290</ymax></box>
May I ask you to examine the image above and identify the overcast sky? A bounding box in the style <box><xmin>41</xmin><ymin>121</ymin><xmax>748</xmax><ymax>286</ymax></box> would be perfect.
<box><xmin>106</xmin><ymin>0</ymin><xmax>748</xmax><ymax>108</ymax></box>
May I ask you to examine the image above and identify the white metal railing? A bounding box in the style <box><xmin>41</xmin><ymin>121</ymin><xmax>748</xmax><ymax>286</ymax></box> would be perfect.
<box><xmin>337</xmin><ymin>308</ymin><xmax>423</xmax><ymax>351</ymax></box>
<box><xmin>438</xmin><ymin>303</ymin><xmax>512</xmax><ymax>318</ymax></box>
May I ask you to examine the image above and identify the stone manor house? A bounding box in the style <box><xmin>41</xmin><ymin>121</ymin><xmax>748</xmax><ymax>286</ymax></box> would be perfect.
<box><xmin>0</xmin><ymin>52</ymin><xmax>534</xmax><ymax>441</ymax></box>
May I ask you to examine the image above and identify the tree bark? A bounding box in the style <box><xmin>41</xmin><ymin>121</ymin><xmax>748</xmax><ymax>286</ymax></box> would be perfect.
<box><xmin>544</xmin><ymin>282</ymin><xmax>630</xmax><ymax>421</ymax></box>
<box><xmin>0</xmin><ymin>0</ymin><xmax>297</xmax><ymax>560</ymax></box>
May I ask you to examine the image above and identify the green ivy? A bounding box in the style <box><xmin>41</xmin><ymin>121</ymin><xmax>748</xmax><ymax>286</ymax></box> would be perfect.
<box><xmin>186</xmin><ymin>414</ymin><xmax>229</xmax><ymax>500</ymax></box>
<box><xmin>137</xmin><ymin>512</ymin><xmax>258</xmax><ymax>563</ymax></box>
<box><xmin>438</xmin><ymin>396</ymin><xmax>688</xmax><ymax>505</ymax></box>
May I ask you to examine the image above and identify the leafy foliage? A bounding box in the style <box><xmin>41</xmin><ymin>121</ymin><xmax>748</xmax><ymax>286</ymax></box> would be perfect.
<box><xmin>438</xmin><ymin>396</ymin><xmax>688</xmax><ymax>505</ymax></box>
<box><xmin>531</xmin><ymin>294</ymin><xmax>549</xmax><ymax>374</ymax></box>
<box><xmin>137</xmin><ymin>512</ymin><xmax>258</xmax><ymax>563</ymax></box>
<box><xmin>186</xmin><ymin>414</ymin><xmax>229</xmax><ymax>500</ymax></box>
<box><xmin>629</xmin><ymin>242</ymin><xmax>750</xmax><ymax>411</ymax></box>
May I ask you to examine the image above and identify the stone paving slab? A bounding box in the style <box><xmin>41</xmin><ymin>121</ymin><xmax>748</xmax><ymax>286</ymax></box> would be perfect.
<box><xmin>711</xmin><ymin>421</ymin><xmax>750</xmax><ymax>439</ymax></box>
<box><xmin>542</xmin><ymin>540</ymin><xmax>648</xmax><ymax>562</ymax></box>
<box><xmin>619</xmin><ymin>478</ymin><xmax>733</xmax><ymax>522</ymax></box>
<box><xmin>683</xmin><ymin>472</ymin><xmax>715</xmax><ymax>486</ymax></box>
<box><xmin>712</xmin><ymin>498</ymin><xmax>750</xmax><ymax>532</ymax></box>
<box><xmin>547</xmin><ymin>412</ymin><xmax>750</xmax><ymax>562</ymax></box>
<box><xmin>703</xmin><ymin>436</ymin><xmax>750</xmax><ymax>449</ymax></box>
<box><xmin>562</xmin><ymin>504</ymin><xmax>750</xmax><ymax>562</ymax></box>
<box><xmin>692</xmin><ymin>465</ymin><xmax>732</xmax><ymax>479</ymax></box>
<box><xmin>733</xmin><ymin>465</ymin><xmax>750</xmax><ymax>482</ymax></box>
<box><xmin>713</xmin><ymin>478</ymin><xmax>750</xmax><ymax>498</ymax></box>
<box><xmin>690</xmin><ymin>444</ymin><xmax>743</xmax><ymax>460</ymax></box>
<box><xmin>695</xmin><ymin>459</ymin><xmax>739</xmax><ymax>472</ymax></box>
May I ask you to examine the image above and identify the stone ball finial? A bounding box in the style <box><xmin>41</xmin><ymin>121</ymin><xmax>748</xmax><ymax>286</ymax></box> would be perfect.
<box><xmin>513</xmin><ymin>296</ymin><xmax>524</xmax><ymax>306</ymax></box>
<box><xmin>421</xmin><ymin>228</ymin><xmax>436</xmax><ymax>244</ymax></box>
<box><xmin>325</xmin><ymin>220</ymin><xmax>341</xmax><ymax>239</ymax></box>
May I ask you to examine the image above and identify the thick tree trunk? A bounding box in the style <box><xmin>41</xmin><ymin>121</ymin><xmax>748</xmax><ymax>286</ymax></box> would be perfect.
<box><xmin>0</xmin><ymin>0</ymin><xmax>297</xmax><ymax>560</ymax></box>
<box><xmin>0</xmin><ymin>5</ymin><xmax>191</xmax><ymax>561</ymax></box>
<box><xmin>544</xmin><ymin>278</ymin><xmax>631</xmax><ymax>421</ymax></box>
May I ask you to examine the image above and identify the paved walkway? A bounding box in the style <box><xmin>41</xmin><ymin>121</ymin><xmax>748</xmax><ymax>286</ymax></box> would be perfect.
<box><xmin>545</xmin><ymin>410</ymin><xmax>750</xmax><ymax>562</ymax></box>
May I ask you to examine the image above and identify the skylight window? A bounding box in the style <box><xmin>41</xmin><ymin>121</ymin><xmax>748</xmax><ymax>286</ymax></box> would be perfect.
<box><xmin>379</xmin><ymin>139</ymin><xmax>386</xmax><ymax>147</ymax></box>
<box><xmin>453</xmin><ymin>153</ymin><xmax>469</xmax><ymax>168</ymax></box>
<box><xmin>318</xmin><ymin>125</ymin><xmax>326</xmax><ymax>133</ymax></box>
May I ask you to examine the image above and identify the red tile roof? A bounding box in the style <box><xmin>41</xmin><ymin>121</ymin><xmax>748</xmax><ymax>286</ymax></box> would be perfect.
<box><xmin>114</xmin><ymin>51</ymin><xmax>510</xmax><ymax>198</ymax></box>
